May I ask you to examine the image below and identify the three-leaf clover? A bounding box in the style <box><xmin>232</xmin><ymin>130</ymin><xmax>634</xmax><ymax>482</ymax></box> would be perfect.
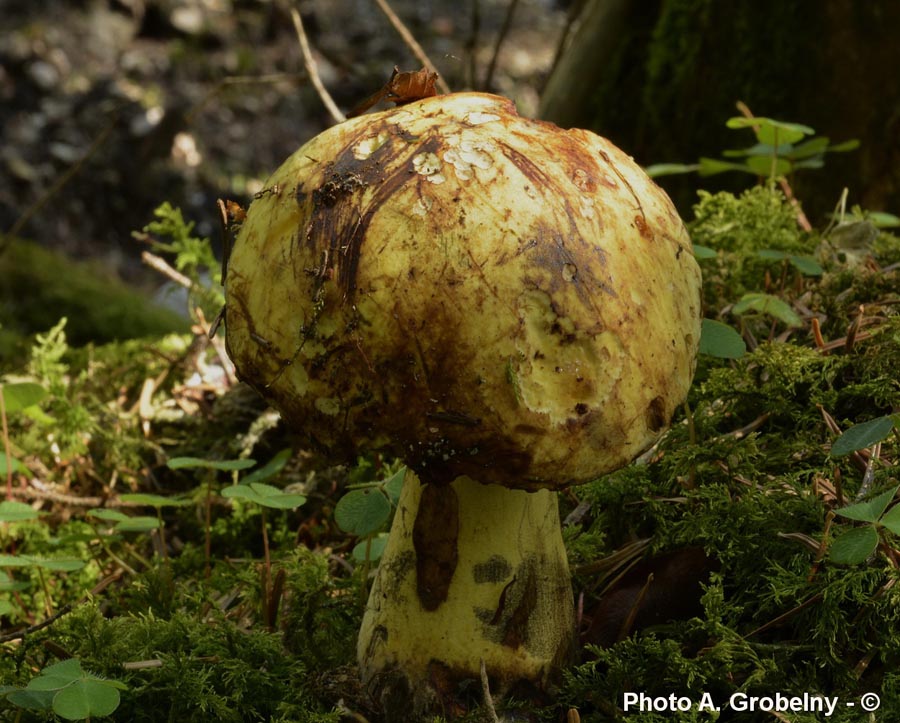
<box><xmin>3</xmin><ymin>659</ymin><xmax>126</xmax><ymax>721</ymax></box>
<box><xmin>829</xmin><ymin>485</ymin><xmax>900</xmax><ymax>565</ymax></box>
<box><xmin>335</xmin><ymin>467</ymin><xmax>406</xmax><ymax>562</ymax></box>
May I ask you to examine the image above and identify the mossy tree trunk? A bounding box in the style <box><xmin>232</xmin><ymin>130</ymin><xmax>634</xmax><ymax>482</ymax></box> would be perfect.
<box><xmin>540</xmin><ymin>0</ymin><xmax>900</xmax><ymax>219</ymax></box>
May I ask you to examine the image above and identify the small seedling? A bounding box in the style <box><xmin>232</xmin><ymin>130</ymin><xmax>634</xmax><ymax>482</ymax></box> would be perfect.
<box><xmin>755</xmin><ymin>249</ymin><xmax>823</xmax><ymax>277</ymax></box>
<box><xmin>732</xmin><ymin>292</ymin><xmax>803</xmax><ymax>328</ymax></box>
<box><xmin>87</xmin><ymin>509</ymin><xmax>159</xmax><ymax>534</ymax></box>
<box><xmin>0</xmin><ymin>553</ymin><xmax>86</xmax><ymax>618</ymax></box>
<box><xmin>1</xmin><ymin>380</ymin><xmax>49</xmax><ymax>496</ymax></box>
<box><xmin>647</xmin><ymin>115</ymin><xmax>858</xmax><ymax>184</ymax></box>
<box><xmin>221</xmin><ymin>449</ymin><xmax>304</xmax><ymax>628</ymax></box>
<box><xmin>1</xmin><ymin>658</ymin><xmax>127</xmax><ymax>721</ymax></box>
<box><xmin>166</xmin><ymin>456</ymin><xmax>255</xmax><ymax>576</ymax></box>
<box><xmin>335</xmin><ymin>467</ymin><xmax>405</xmax><ymax>561</ymax></box>
<box><xmin>829</xmin><ymin>485</ymin><xmax>900</xmax><ymax>565</ymax></box>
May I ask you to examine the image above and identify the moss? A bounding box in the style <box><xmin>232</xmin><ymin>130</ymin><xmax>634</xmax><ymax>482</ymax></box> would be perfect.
<box><xmin>0</xmin><ymin>237</ymin><xmax>188</xmax><ymax>359</ymax></box>
<box><xmin>1</xmin><ymin>551</ymin><xmax>360</xmax><ymax>722</ymax></box>
<box><xmin>690</xmin><ymin>186</ymin><xmax>815</xmax><ymax>307</ymax></box>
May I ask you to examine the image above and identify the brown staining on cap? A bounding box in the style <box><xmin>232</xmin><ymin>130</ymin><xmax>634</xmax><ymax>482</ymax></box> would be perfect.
<box><xmin>413</xmin><ymin>483</ymin><xmax>460</xmax><ymax>610</ymax></box>
<box><xmin>634</xmin><ymin>214</ymin><xmax>652</xmax><ymax>240</ymax></box>
<box><xmin>301</xmin><ymin>126</ymin><xmax>444</xmax><ymax>301</ymax></box>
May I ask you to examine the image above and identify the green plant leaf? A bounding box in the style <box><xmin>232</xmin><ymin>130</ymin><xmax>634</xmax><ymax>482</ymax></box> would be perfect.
<box><xmin>6</xmin><ymin>688</ymin><xmax>55</xmax><ymax>711</ymax></box>
<box><xmin>698</xmin><ymin>157</ymin><xmax>754</xmax><ymax>176</ymax></box>
<box><xmin>879</xmin><ymin>504</ymin><xmax>900</xmax><ymax>536</ymax></box>
<box><xmin>793</xmin><ymin>157</ymin><xmax>826</xmax><ymax>170</ymax></box>
<box><xmin>0</xmin><ymin>382</ymin><xmax>49</xmax><ymax>414</ymax></box>
<box><xmin>222</xmin><ymin>482</ymin><xmax>306</xmax><ymax>509</ymax></box>
<box><xmin>55</xmin><ymin>680</ymin><xmax>121</xmax><ymax>720</ymax></box>
<box><xmin>828</xmin><ymin>526</ymin><xmax>878</xmax><ymax>565</ymax></box>
<box><xmin>835</xmin><ymin>485</ymin><xmax>899</xmax><ymax>523</ymax></box>
<box><xmin>119</xmin><ymin>493</ymin><xmax>190</xmax><ymax>508</ymax></box>
<box><xmin>35</xmin><ymin>558</ymin><xmax>88</xmax><ymax>571</ymax></box>
<box><xmin>19</xmin><ymin>659</ymin><xmax>124</xmax><ymax>720</ymax></box>
<box><xmin>167</xmin><ymin>456</ymin><xmax>255</xmax><ymax>471</ymax></box>
<box><xmin>352</xmin><ymin>533</ymin><xmax>390</xmax><ymax>562</ymax></box>
<box><xmin>26</xmin><ymin>659</ymin><xmax>83</xmax><ymax>689</ymax></box>
<box><xmin>699</xmin><ymin>319</ymin><xmax>746</xmax><ymax>359</ymax></box>
<box><xmin>722</xmin><ymin>142</ymin><xmax>792</xmax><ymax>158</ymax></box>
<box><xmin>726</xmin><ymin>117</ymin><xmax>814</xmax><ymax>146</ymax></box>
<box><xmin>87</xmin><ymin>509</ymin><xmax>131</xmax><ymax>523</ymax></box>
<box><xmin>0</xmin><ymin>452</ymin><xmax>26</xmax><ymax>476</ymax></box>
<box><xmin>383</xmin><ymin>467</ymin><xmax>407</xmax><ymax>505</ymax></box>
<box><xmin>53</xmin><ymin>683</ymin><xmax>91</xmax><ymax>720</ymax></box>
<box><xmin>756</xmin><ymin>249</ymin><xmax>788</xmax><ymax>261</ymax></box>
<box><xmin>745</xmin><ymin>155</ymin><xmax>791</xmax><ymax>177</ymax></box>
<box><xmin>241</xmin><ymin>449</ymin><xmax>292</xmax><ymax>485</ymax></box>
<box><xmin>0</xmin><ymin>554</ymin><xmax>85</xmax><ymax>571</ymax></box>
<box><xmin>784</xmin><ymin>136</ymin><xmax>830</xmax><ymax>160</ymax></box>
<box><xmin>787</xmin><ymin>255</ymin><xmax>824</xmax><ymax>276</ymax></box>
<box><xmin>732</xmin><ymin>293</ymin><xmax>803</xmax><ymax>327</ymax></box>
<box><xmin>0</xmin><ymin>500</ymin><xmax>43</xmax><ymax>522</ymax></box>
<box><xmin>335</xmin><ymin>488</ymin><xmax>391</xmax><ymax>536</ymax></box>
<box><xmin>867</xmin><ymin>211</ymin><xmax>900</xmax><ymax>228</ymax></box>
<box><xmin>826</xmin><ymin>139</ymin><xmax>860</xmax><ymax>153</ymax></box>
<box><xmin>830</xmin><ymin>416</ymin><xmax>895</xmax><ymax>456</ymax></box>
<box><xmin>0</xmin><ymin>569</ymin><xmax>30</xmax><ymax>592</ymax></box>
<box><xmin>643</xmin><ymin>163</ymin><xmax>699</xmax><ymax>178</ymax></box>
<box><xmin>114</xmin><ymin>516</ymin><xmax>160</xmax><ymax>532</ymax></box>
<box><xmin>692</xmin><ymin>245</ymin><xmax>717</xmax><ymax>259</ymax></box>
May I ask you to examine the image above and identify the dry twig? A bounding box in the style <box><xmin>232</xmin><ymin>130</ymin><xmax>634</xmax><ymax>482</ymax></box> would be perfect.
<box><xmin>290</xmin><ymin>8</ymin><xmax>346</xmax><ymax>124</ymax></box>
<box><xmin>482</xmin><ymin>0</ymin><xmax>520</xmax><ymax>90</ymax></box>
<box><xmin>372</xmin><ymin>0</ymin><xmax>451</xmax><ymax>94</ymax></box>
<box><xmin>141</xmin><ymin>250</ymin><xmax>192</xmax><ymax>289</ymax></box>
<box><xmin>480</xmin><ymin>659</ymin><xmax>501</xmax><ymax>723</ymax></box>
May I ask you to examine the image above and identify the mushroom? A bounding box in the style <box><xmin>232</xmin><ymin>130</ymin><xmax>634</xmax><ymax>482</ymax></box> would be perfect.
<box><xmin>224</xmin><ymin>93</ymin><xmax>701</xmax><ymax>718</ymax></box>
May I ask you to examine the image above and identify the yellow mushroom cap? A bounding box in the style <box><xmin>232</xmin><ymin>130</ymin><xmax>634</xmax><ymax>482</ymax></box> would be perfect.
<box><xmin>225</xmin><ymin>93</ymin><xmax>701</xmax><ymax>490</ymax></box>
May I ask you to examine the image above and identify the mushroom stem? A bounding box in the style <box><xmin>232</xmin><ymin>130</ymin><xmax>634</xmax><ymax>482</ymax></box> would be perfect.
<box><xmin>358</xmin><ymin>470</ymin><xmax>574</xmax><ymax>718</ymax></box>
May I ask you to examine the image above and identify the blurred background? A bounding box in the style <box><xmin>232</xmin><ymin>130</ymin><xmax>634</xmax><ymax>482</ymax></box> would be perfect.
<box><xmin>2</xmin><ymin>0</ymin><xmax>898</xmax><ymax>349</ymax></box>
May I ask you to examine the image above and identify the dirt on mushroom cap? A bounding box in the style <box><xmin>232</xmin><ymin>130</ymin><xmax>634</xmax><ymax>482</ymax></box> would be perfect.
<box><xmin>225</xmin><ymin>92</ymin><xmax>702</xmax><ymax>490</ymax></box>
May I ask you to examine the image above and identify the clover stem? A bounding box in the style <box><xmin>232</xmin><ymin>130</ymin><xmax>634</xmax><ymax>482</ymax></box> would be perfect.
<box><xmin>259</xmin><ymin>506</ymin><xmax>274</xmax><ymax>628</ymax></box>
<box><xmin>204</xmin><ymin>475</ymin><xmax>213</xmax><ymax>578</ymax></box>
<box><xmin>156</xmin><ymin>508</ymin><xmax>169</xmax><ymax>561</ymax></box>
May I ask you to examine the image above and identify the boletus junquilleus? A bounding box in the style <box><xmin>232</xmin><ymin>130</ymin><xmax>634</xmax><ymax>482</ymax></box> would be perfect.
<box><xmin>224</xmin><ymin>92</ymin><xmax>702</xmax><ymax>719</ymax></box>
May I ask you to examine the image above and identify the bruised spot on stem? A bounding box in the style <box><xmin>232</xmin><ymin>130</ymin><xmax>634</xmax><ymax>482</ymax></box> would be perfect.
<box><xmin>501</xmin><ymin>565</ymin><xmax>538</xmax><ymax>649</ymax></box>
<box><xmin>413</xmin><ymin>483</ymin><xmax>459</xmax><ymax>610</ymax></box>
<box><xmin>473</xmin><ymin>554</ymin><xmax>513</xmax><ymax>584</ymax></box>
